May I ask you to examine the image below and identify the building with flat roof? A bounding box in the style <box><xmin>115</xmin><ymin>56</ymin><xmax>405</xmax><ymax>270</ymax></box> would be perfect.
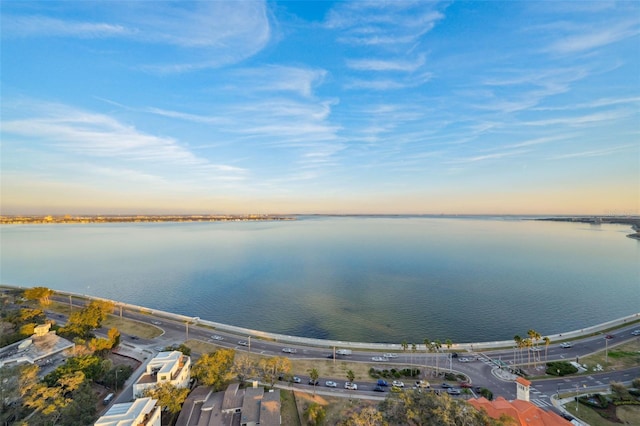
<box><xmin>94</xmin><ymin>397</ymin><xmax>161</xmax><ymax>426</ymax></box>
<box><xmin>132</xmin><ymin>351</ymin><xmax>191</xmax><ymax>397</ymax></box>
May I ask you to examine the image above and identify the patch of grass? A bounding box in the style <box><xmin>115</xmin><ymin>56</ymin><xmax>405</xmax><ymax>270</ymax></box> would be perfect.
<box><xmin>617</xmin><ymin>404</ymin><xmax>640</xmax><ymax>424</ymax></box>
<box><xmin>183</xmin><ymin>339</ymin><xmax>224</xmax><ymax>355</ymax></box>
<box><xmin>47</xmin><ymin>300</ymin><xmax>162</xmax><ymax>339</ymax></box>
<box><xmin>280</xmin><ymin>390</ymin><xmax>302</xmax><ymax>426</ymax></box>
<box><xmin>102</xmin><ymin>316</ymin><xmax>162</xmax><ymax>339</ymax></box>
<box><xmin>579</xmin><ymin>340</ymin><xmax>640</xmax><ymax>371</ymax></box>
<box><xmin>563</xmin><ymin>401</ymin><xmax>640</xmax><ymax>426</ymax></box>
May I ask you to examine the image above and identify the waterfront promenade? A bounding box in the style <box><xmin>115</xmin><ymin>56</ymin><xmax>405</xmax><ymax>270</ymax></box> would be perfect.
<box><xmin>7</xmin><ymin>285</ymin><xmax>638</xmax><ymax>352</ymax></box>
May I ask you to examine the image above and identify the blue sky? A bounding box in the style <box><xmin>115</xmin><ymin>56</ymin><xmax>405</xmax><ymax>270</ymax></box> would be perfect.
<box><xmin>1</xmin><ymin>1</ymin><xmax>638</xmax><ymax>215</ymax></box>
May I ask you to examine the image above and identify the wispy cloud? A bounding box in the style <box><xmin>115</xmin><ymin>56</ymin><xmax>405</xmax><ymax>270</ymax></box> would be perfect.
<box><xmin>2</xmin><ymin>1</ymin><xmax>271</xmax><ymax>72</ymax></box>
<box><xmin>1</xmin><ymin>15</ymin><xmax>134</xmax><ymax>38</ymax></box>
<box><xmin>546</xmin><ymin>19</ymin><xmax>640</xmax><ymax>54</ymax></box>
<box><xmin>550</xmin><ymin>144</ymin><xmax>636</xmax><ymax>160</ymax></box>
<box><xmin>1</xmin><ymin>101</ymin><xmax>245</xmax><ymax>179</ymax></box>
<box><xmin>346</xmin><ymin>54</ymin><xmax>426</xmax><ymax>72</ymax></box>
<box><xmin>447</xmin><ymin>149</ymin><xmax>530</xmax><ymax>164</ymax></box>
<box><xmin>524</xmin><ymin>110</ymin><xmax>633</xmax><ymax>127</ymax></box>
<box><xmin>325</xmin><ymin>2</ymin><xmax>445</xmax><ymax>46</ymax></box>
<box><xmin>233</xmin><ymin>66</ymin><xmax>327</xmax><ymax>97</ymax></box>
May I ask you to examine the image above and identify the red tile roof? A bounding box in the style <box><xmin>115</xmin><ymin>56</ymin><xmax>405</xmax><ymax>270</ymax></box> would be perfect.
<box><xmin>468</xmin><ymin>397</ymin><xmax>571</xmax><ymax>426</ymax></box>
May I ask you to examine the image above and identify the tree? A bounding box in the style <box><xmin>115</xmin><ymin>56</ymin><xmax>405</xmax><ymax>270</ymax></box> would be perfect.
<box><xmin>23</xmin><ymin>287</ymin><xmax>54</xmax><ymax>306</ymax></box>
<box><xmin>259</xmin><ymin>356</ymin><xmax>291</xmax><ymax>387</ymax></box>
<box><xmin>192</xmin><ymin>348</ymin><xmax>235</xmax><ymax>390</ymax></box>
<box><xmin>423</xmin><ymin>338</ymin><xmax>431</xmax><ymax>373</ymax></box>
<box><xmin>0</xmin><ymin>365</ymin><xmax>21</xmax><ymax>425</ymax></box>
<box><xmin>411</xmin><ymin>343</ymin><xmax>417</xmax><ymax>376</ymax></box>
<box><xmin>346</xmin><ymin>369</ymin><xmax>355</xmax><ymax>384</ymax></box>
<box><xmin>340</xmin><ymin>406</ymin><xmax>385</xmax><ymax>426</ymax></box>
<box><xmin>143</xmin><ymin>382</ymin><xmax>189</xmax><ymax>414</ymax></box>
<box><xmin>305</xmin><ymin>402</ymin><xmax>326</xmax><ymax>426</ymax></box>
<box><xmin>610</xmin><ymin>381</ymin><xmax>632</xmax><ymax>401</ymax></box>
<box><xmin>308</xmin><ymin>368</ymin><xmax>319</xmax><ymax>395</ymax></box>
<box><xmin>433</xmin><ymin>340</ymin><xmax>442</xmax><ymax>374</ymax></box>
<box><xmin>401</xmin><ymin>341</ymin><xmax>408</xmax><ymax>364</ymax></box>
<box><xmin>543</xmin><ymin>336</ymin><xmax>550</xmax><ymax>362</ymax></box>
<box><xmin>164</xmin><ymin>343</ymin><xmax>192</xmax><ymax>356</ymax></box>
<box><xmin>379</xmin><ymin>389</ymin><xmax>503</xmax><ymax>425</ymax></box>
<box><xmin>232</xmin><ymin>353</ymin><xmax>256</xmax><ymax>384</ymax></box>
<box><xmin>513</xmin><ymin>335</ymin><xmax>522</xmax><ymax>365</ymax></box>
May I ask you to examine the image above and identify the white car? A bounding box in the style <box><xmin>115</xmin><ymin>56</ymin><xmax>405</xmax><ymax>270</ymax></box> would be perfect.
<box><xmin>392</xmin><ymin>380</ymin><xmax>404</xmax><ymax>388</ymax></box>
<box><xmin>344</xmin><ymin>382</ymin><xmax>358</xmax><ymax>390</ymax></box>
<box><xmin>325</xmin><ymin>381</ymin><xmax>337</xmax><ymax>388</ymax></box>
<box><xmin>282</xmin><ymin>347</ymin><xmax>297</xmax><ymax>353</ymax></box>
<box><xmin>560</xmin><ymin>342</ymin><xmax>572</xmax><ymax>348</ymax></box>
<box><xmin>152</xmin><ymin>321</ymin><xmax>162</xmax><ymax>325</ymax></box>
<box><xmin>371</xmin><ymin>356</ymin><xmax>388</xmax><ymax>362</ymax></box>
<box><xmin>238</xmin><ymin>340</ymin><xmax>249</xmax><ymax>346</ymax></box>
<box><xmin>631</xmin><ymin>329</ymin><xmax>640</xmax><ymax>336</ymax></box>
<box><xmin>458</xmin><ymin>357</ymin><xmax>469</xmax><ymax>362</ymax></box>
<box><xmin>383</xmin><ymin>353</ymin><xmax>398</xmax><ymax>358</ymax></box>
<box><xmin>292</xmin><ymin>376</ymin><xmax>301</xmax><ymax>383</ymax></box>
<box><xmin>530</xmin><ymin>347</ymin><xmax>542</xmax><ymax>351</ymax></box>
<box><xmin>211</xmin><ymin>335</ymin><xmax>223</xmax><ymax>341</ymax></box>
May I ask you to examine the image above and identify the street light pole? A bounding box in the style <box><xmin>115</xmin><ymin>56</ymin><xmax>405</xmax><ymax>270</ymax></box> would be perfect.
<box><xmin>575</xmin><ymin>384</ymin><xmax>579</xmax><ymax>413</ymax></box>
<box><xmin>248</xmin><ymin>336</ymin><xmax>251</xmax><ymax>352</ymax></box>
<box><xmin>605</xmin><ymin>338</ymin><xmax>608</xmax><ymax>364</ymax></box>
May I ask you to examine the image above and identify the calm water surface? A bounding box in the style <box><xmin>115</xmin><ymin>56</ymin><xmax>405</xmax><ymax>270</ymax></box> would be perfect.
<box><xmin>1</xmin><ymin>217</ymin><xmax>638</xmax><ymax>343</ymax></box>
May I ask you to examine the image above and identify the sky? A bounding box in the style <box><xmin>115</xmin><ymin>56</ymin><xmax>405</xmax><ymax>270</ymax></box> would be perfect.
<box><xmin>1</xmin><ymin>1</ymin><xmax>639</xmax><ymax>215</ymax></box>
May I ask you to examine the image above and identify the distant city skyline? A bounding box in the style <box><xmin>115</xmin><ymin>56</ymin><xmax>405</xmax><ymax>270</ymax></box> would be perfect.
<box><xmin>1</xmin><ymin>1</ymin><xmax>638</xmax><ymax>215</ymax></box>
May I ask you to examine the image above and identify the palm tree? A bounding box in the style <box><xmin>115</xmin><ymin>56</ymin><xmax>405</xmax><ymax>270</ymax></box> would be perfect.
<box><xmin>401</xmin><ymin>341</ymin><xmax>408</xmax><ymax>364</ymax></box>
<box><xmin>513</xmin><ymin>335</ymin><xmax>521</xmax><ymax>366</ymax></box>
<box><xmin>430</xmin><ymin>340</ymin><xmax>441</xmax><ymax>374</ymax></box>
<box><xmin>411</xmin><ymin>343</ymin><xmax>417</xmax><ymax>376</ymax></box>
<box><xmin>445</xmin><ymin>339</ymin><xmax>453</xmax><ymax>371</ymax></box>
<box><xmin>308</xmin><ymin>368</ymin><xmax>319</xmax><ymax>395</ymax></box>
<box><xmin>423</xmin><ymin>338</ymin><xmax>430</xmax><ymax>375</ymax></box>
<box><xmin>543</xmin><ymin>336</ymin><xmax>550</xmax><ymax>362</ymax></box>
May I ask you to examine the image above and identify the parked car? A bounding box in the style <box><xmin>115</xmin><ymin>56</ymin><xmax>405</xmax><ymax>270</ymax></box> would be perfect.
<box><xmin>377</xmin><ymin>379</ymin><xmax>388</xmax><ymax>387</ymax></box>
<box><xmin>344</xmin><ymin>382</ymin><xmax>358</xmax><ymax>390</ymax></box>
<box><xmin>308</xmin><ymin>379</ymin><xmax>319</xmax><ymax>386</ymax></box>
<box><xmin>325</xmin><ymin>381</ymin><xmax>337</xmax><ymax>388</ymax></box>
<box><xmin>373</xmin><ymin>385</ymin><xmax>385</xmax><ymax>392</ymax></box>
<box><xmin>211</xmin><ymin>335</ymin><xmax>223</xmax><ymax>341</ymax></box>
<box><xmin>441</xmin><ymin>383</ymin><xmax>452</xmax><ymax>389</ymax></box>
<box><xmin>458</xmin><ymin>357</ymin><xmax>470</xmax><ymax>362</ymax></box>
<box><xmin>560</xmin><ymin>342</ymin><xmax>572</xmax><ymax>348</ymax></box>
<box><xmin>392</xmin><ymin>380</ymin><xmax>404</xmax><ymax>388</ymax></box>
<box><xmin>292</xmin><ymin>376</ymin><xmax>301</xmax><ymax>383</ymax></box>
<box><xmin>447</xmin><ymin>388</ymin><xmax>461</xmax><ymax>395</ymax></box>
<box><xmin>459</xmin><ymin>382</ymin><xmax>472</xmax><ymax>388</ymax></box>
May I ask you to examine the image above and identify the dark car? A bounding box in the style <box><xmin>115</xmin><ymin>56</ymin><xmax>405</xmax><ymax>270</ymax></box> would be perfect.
<box><xmin>451</xmin><ymin>352</ymin><xmax>458</xmax><ymax>358</ymax></box>
<box><xmin>441</xmin><ymin>383</ymin><xmax>453</xmax><ymax>388</ymax></box>
<box><xmin>373</xmin><ymin>385</ymin><xmax>386</xmax><ymax>392</ymax></box>
<box><xmin>308</xmin><ymin>379</ymin><xmax>319</xmax><ymax>386</ymax></box>
<box><xmin>561</xmin><ymin>413</ymin><xmax>574</xmax><ymax>421</ymax></box>
<box><xmin>605</xmin><ymin>334</ymin><xmax>614</xmax><ymax>339</ymax></box>
<box><xmin>377</xmin><ymin>379</ymin><xmax>388</xmax><ymax>387</ymax></box>
<box><xmin>459</xmin><ymin>382</ymin><xmax>472</xmax><ymax>388</ymax></box>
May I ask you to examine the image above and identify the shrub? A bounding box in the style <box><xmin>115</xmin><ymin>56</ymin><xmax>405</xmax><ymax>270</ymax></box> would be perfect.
<box><xmin>546</xmin><ymin>361</ymin><xmax>578</xmax><ymax>376</ymax></box>
<box><xmin>479</xmin><ymin>388</ymin><xmax>493</xmax><ymax>400</ymax></box>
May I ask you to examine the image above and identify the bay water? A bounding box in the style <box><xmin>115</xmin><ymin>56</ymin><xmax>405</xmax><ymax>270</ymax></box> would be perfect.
<box><xmin>1</xmin><ymin>216</ymin><xmax>638</xmax><ymax>343</ymax></box>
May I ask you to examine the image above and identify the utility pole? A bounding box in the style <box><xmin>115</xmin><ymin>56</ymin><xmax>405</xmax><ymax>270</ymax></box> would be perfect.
<box><xmin>69</xmin><ymin>295</ymin><xmax>72</xmax><ymax>312</ymax></box>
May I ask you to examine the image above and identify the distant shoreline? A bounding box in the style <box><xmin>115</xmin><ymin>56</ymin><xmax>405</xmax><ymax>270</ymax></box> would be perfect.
<box><xmin>0</xmin><ymin>214</ymin><xmax>296</xmax><ymax>225</ymax></box>
<box><xmin>535</xmin><ymin>216</ymin><xmax>640</xmax><ymax>240</ymax></box>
